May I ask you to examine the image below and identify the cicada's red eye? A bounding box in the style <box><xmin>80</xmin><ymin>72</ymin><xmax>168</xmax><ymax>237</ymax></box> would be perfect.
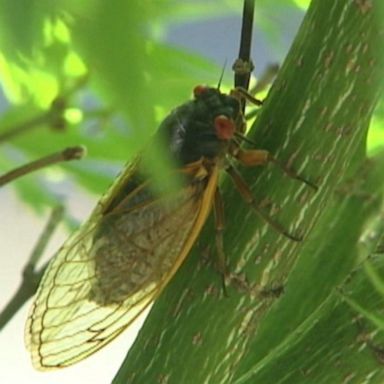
<box><xmin>193</xmin><ymin>84</ymin><xmax>208</xmax><ymax>98</ymax></box>
<box><xmin>214</xmin><ymin>115</ymin><xmax>236</xmax><ymax>140</ymax></box>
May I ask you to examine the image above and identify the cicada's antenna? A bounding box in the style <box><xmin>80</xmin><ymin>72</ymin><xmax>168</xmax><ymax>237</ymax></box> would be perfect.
<box><xmin>217</xmin><ymin>59</ymin><xmax>228</xmax><ymax>90</ymax></box>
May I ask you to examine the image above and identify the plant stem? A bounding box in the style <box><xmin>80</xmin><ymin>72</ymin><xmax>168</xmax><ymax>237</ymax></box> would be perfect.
<box><xmin>0</xmin><ymin>113</ymin><xmax>50</xmax><ymax>143</ymax></box>
<box><xmin>0</xmin><ymin>206</ymin><xmax>64</xmax><ymax>330</ymax></box>
<box><xmin>0</xmin><ymin>146</ymin><xmax>86</xmax><ymax>187</ymax></box>
<box><xmin>233</xmin><ymin>0</ymin><xmax>255</xmax><ymax>94</ymax></box>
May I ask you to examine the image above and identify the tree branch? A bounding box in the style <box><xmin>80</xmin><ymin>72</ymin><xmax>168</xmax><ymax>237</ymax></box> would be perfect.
<box><xmin>0</xmin><ymin>206</ymin><xmax>64</xmax><ymax>330</ymax></box>
<box><xmin>233</xmin><ymin>0</ymin><xmax>255</xmax><ymax>94</ymax></box>
<box><xmin>0</xmin><ymin>146</ymin><xmax>86</xmax><ymax>187</ymax></box>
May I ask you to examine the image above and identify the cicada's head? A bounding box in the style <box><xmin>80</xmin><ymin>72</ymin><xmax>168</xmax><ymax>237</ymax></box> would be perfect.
<box><xmin>163</xmin><ymin>85</ymin><xmax>247</xmax><ymax>165</ymax></box>
<box><xmin>193</xmin><ymin>84</ymin><xmax>247</xmax><ymax>138</ymax></box>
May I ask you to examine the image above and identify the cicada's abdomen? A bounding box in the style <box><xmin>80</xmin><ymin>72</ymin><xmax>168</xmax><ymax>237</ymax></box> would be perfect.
<box><xmin>89</xmin><ymin>171</ymin><xmax>209</xmax><ymax>306</ymax></box>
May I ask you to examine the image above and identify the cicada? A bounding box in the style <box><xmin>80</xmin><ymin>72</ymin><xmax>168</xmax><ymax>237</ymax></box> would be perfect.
<box><xmin>25</xmin><ymin>85</ymin><xmax>297</xmax><ymax>370</ymax></box>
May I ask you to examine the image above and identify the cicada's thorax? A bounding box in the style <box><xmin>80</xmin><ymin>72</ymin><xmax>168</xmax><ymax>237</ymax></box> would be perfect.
<box><xmin>103</xmin><ymin>87</ymin><xmax>243</xmax><ymax>215</ymax></box>
<box><xmin>159</xmin><ymin>86</ymin><xmax>245</xmax><ymax>166</ymax></box>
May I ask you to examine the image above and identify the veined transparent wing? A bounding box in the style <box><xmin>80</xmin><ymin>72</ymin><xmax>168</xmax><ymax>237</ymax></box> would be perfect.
<box><xmin>25</xmin><ymin>160</ymin><xmax>219</xmax><ymax>370</ymax></box>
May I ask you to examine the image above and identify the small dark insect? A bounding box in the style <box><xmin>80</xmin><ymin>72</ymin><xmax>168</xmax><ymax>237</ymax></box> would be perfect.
<box><xmin>25</xmin><ymin>85</ymin><xmax>308</xmax><ymax>370</ymax></box>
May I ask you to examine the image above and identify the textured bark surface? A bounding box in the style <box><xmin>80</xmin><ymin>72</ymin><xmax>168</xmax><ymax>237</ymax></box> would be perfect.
<box><xmin>114</xmin><ymin>1</ymin><xmax>384</xmax><ymax>383</ymax></box>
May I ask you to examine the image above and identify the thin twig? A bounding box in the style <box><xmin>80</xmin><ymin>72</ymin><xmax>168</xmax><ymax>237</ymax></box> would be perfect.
<box><xmin>233</xmin><ymin>0</ymin><xmax>255</xmax><ymax>95</ymax></box>
<box><xmin>0</xmin><ymin>206</ymin><xmax>65</xmax><ymax>330</ymax></box>
<box><xmin>0</xmin><ymin>96</ymin><xmax>65</xmax><ymax>144</ymax></box>
<box><xmin>0</xmin><ymin>146</ymin><xmax>86</xmax><ymax>187</ymax></box>
<box><xmin>0</xmin><ymin>75</ymin><xmax>88</xmax><ymax>144</ymax></box>
<box><xmin>0</xmin><ymin>113</ymin><xmax>51</xmax><ymax>143</ymax></box>
<box><xmin>24</xmin><ymin>206</ymin><xmax>66</xmax><ymax>269</ymax></box>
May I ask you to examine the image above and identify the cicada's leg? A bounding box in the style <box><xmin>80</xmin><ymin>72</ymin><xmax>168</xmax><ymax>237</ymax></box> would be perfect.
<box><xmin>232</xmin><ymin>86</ymin><xmax>263</xmax><ymax>106</ymax></box>
<box><xmin>214</xmin><ymin>188</ymin><xmax>256</xmax><ymax>295</ymax></box>
<box><xmin>233</xmin><ymin>148</ymin><xmax>269</xmax><ymax>167</ymax></box>
<box><xmin>225</xmin><ymin>163</ymin><xmax>303</xmax><ymax>242</ymax></box>
<box><xmin>234</xmin><ymin>148</ymin><xmax>318</xmax><ymax>191</ymax></box>
<box><xmin>213</xmin><ymin>187</ymin><xmax>229</xmax><ymax>295</ymax></box>
<box><xmin>267</xmin><ymin>155</ymin><xmax>318</xmax><ymax>191</ymax></box>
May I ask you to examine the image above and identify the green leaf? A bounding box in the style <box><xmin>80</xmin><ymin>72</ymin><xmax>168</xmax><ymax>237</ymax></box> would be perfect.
<box><xmin>113</xmin><ymin>1</ymin><xmax>384</xmax><ymax>383</ymax></box>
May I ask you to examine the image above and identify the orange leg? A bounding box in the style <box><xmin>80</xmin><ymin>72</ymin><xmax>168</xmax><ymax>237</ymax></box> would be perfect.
<box><xmin>225</xmin><ymin>164</ymin><xmax>303</xmax><ymax>241</ymax></box>
<box><xmin>213</xmin><ymin>188</ymin><xmax>229</xmax><ymax>293</ymax></box>
<box><xmin>234</xmin><ymin>148</ymin><xmax>318</xmax><ymax>191</ymax></box>
<box><xmin>213</xmin><ymin>188</ymin><xmax>251</xmax><ymax>294</ymax></box>
<box><xmin>234</xmin><ymin>148</ymin><xmax>269</xmax><ymax>166</ymax></box>
<box><xmin>230</xmin><ymin>86</ymin><xmax>263</xmax><ymax>106</ymax></box>
<box><xmin>268</xmin><ymin>155</ymin><xmax>318</xmax><ymax>190</ymax></box>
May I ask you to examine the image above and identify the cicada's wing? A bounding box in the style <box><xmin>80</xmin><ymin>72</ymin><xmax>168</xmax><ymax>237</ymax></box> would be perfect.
<box><xmin>25</xmin><ymin>160</ymin><xmax>219</xmax><ymax>370</ymax></box>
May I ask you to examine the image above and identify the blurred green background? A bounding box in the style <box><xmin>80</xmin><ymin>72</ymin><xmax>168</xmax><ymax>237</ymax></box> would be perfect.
<box><xmin>6</xmin><ymin>0</ymin><xmax>378</xmax><ymax>215</ymax></box>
